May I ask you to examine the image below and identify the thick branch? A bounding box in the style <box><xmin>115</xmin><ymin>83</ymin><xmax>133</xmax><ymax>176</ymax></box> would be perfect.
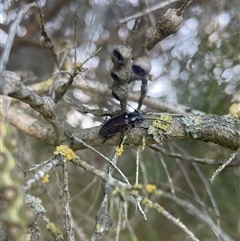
<box><xmin>1</xmin><ymin>72</ymin><xmax>67</xmax><ymax>144</ymax></box>
<box><xmin>2</xmin><ymin>98</ymin><xmax>239</xmax><ymax>151</ymax></box>
<box><xmin>0</xmin><ymin>97</ymin><xmax>55</xmax><ymax>144</ymax></box>
<box><xmin>71</xmin><ymin>114</ymin><xmax>240</xmax><ymax>151</ymax></box>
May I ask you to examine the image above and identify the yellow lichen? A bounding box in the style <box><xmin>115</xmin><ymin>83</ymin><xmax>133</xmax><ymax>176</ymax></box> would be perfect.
<box><xmin>115</xmin><ymin>144</ymin><xmax>124</xmax><ymax>156</ymax></box>
<box><xmin>158</xmin><ymin>115</ymin><xmax>173</xmax><ymax>122</ymax></box>
<box><xmin>148</xmin><ymin>115</ymin><xmax>174</xmax><ymax>143</ymax></box>
<box><xmin>150</xmin><ymin>115</ymin><xmax>173</xmax><ymax>132</ymax></box>
<box><xmin>229</xmin><ymin>102</ymin><xmax>240</xmax><ymax>119</ymax></box>
<box><xmin>54</xmin><ymin>145</ymin><xmax>78</xmax><ymax>162</ymax></box>
<box><xmin>112</xmin><ymin>186</ymin><xmax>120</xmax><ymax>196</ymax></box>
<box><xmin>155</xmin><ymin>203</ymin><xmax>164</xmax><ymax>212</ymax></box>
<box><xmin>41</xmin><ymin>174</ymin><xmax>49</xmax><ymax>183</ymax></box>
<box><xmin>130</xmin><ymin>189</ymin><xmax>139</xmax><ymax>196</ymax></box>
<box><xmin>133</xmin><ymin>183</ymin><xmax>142</xmax><ymax>190</ymax></box>
<box><xmin>141</xmin><ymin>198</ymin><xmax>152</xmax><ymax>208</ymax></box>
<box><xmin>46</xmin><ymin>223</ymin><xmax>63</xmax><ymax>239</ymax></box>
<box><xmin>152</xmin><ymin>119</ymin><xmax>171</xmax><ymax>131</ymax></box>
<box><xmin>74</xmin><ymin>62</ymin><xmax>86</xmax><ymax>73</ymax></box>
<box><xmin>145</xmin><ymin>184</ymin><xmax>157</xmax><ymax>194</ymax></box>
<box><xmin>95</xmin><ymin>223</ymin><xmax>101</xmax><ymax>232</ymax></box>
<box><xmin>154</xmin><ymin>189</ymin><xmax>163</xmax><ymax>196</ymax></box>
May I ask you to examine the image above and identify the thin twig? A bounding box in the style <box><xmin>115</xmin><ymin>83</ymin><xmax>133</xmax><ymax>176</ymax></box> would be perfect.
<box><xmin>72</xmin><ymin>220</ymin><xmax>88</xmax><ymax>241</ymax></box>
<box><xmin>134</xmin><ymin>146</ymin><xmax>147</xmax><ymax>220</ymax></box>
<box><xmin>53</xmin><ymin>47</ymin><xmax>102</xmax><ymax>103</ymax></box>
<box><xmin>118</xmin><ymin>0</ymin><xmax>181</xmax><ymax>23</ymax></box>
<box><xmin>30</xmin><ymin>78</ymin><xmax>198</xmax><ymax>114</ymax></box>
<box><xmin>90</xmin><ymin>151</ymin><xmax>118</xmax><ymax>240</ymax></box>
<box><xmin>167</xmin><ymin>145</ymin><xmax>202</xmax><ymax>205</ymax></box>
<box><xmin>62</xmin><ymin>163</ymin><xmax>75</xmax><ymax>241</ymax></box>
<box><xmin>38</xmin><ymin>7</ymin><xmax>59</xmax><ymax>68</ymax></box>
<box><xmin>115</xmin><ymin>204</ymin><xmax>122</xmax><ymax>241</ymax></box>
<box><xmin>210</xmin><ymin>148</ymin><xmax>240</xmax><ymax>183</ymax></box>
<box><xmin>0</xmin><ymin>2</ymin><xmax>38</xmax><ymax>89</ymax></box>
<box><xmin>64</xmin><ymin>97</ymin><xmax>119</xmax><ymax>117</ymax></box>
<box><xmin>159</xmin><ymin>155</ymin><xmax>175</xmax><ymax>196</ymax></box>
<box><xmin>22</xmin><ymin>157</ymin><xmax>61</xmax><ymax>193</ymax></box>
<box><xmin>72</xmin><ymin>136</ymin><xmax>130</xmax><ymax>185</ymax></box>
<box><xmin>193</xmin><ymin>163</ymin><xmax>220</xmax><ymax>218</ymax></box>
<box><xmin>161</xmin><ymin>191</ymin><xmax>234</xmax><ymax>241</ymax></box>
<box><xmin>24</xmin><ymin>159</ymin><xmax>52</xmax><ymax>174</ymax></box>
<box><xmin>171</xmin><ymin>143</ymin><xmax>220</xmax><ymax>219</ymax></box>
<box><xmin>71</xmin><ymin>159</ymin><xmax>129</xmax><ymax>190</ymax></box>
<box><xmin>150</xmin><ymin>145</ymin><xmax>240</xmax><ymax>166</ymax></box>
<box><xmin>135</xmin><ymin>147</ymin><xmax>140</xmax><ymax>185</ymax></box>
<box><xmin>151</xmin><ymin>202</ymin><xmax>200</xmax><ymax>241</ymax></box>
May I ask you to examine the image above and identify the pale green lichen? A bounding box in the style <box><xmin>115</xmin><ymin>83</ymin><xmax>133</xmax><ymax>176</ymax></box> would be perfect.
<box><xmin>25</xmin><ymin>194</ymin><xmax>46</xmax><ymax>214</ymax></box>
<box><xmin>182</xmin><ymin>115</ymin><xmax>202</xmax><ymax>138</ymax></box>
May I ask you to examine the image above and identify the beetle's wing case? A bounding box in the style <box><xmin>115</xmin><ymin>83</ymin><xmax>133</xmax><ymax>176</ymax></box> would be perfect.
<box><xmin>99</xmin><ymin>112</ymin><xmax>128</xmax><ymax>137</ymax></box>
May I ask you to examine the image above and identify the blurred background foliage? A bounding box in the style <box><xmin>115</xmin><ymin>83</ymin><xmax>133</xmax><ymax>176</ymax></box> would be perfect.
<box><xmin>1</xmin><ymin>0</ymin><xmax>239</xmax><ymax>240</ymax></box>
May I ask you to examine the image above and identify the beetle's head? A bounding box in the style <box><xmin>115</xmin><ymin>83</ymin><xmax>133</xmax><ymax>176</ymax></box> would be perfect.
<box><xmin>127</xmin><ymin>111</ymin><xmax>144</xmax><ymax>123</ymax></box>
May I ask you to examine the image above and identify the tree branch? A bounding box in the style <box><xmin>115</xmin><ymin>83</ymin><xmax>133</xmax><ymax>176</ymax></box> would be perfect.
<box><xmin>1</xmin><ymin>98</ymin><xmax>239</xmax><ymax>152</ymax></box>
<box><xmin>0</xmin><ymin>97</ymin><xmax>55</xmax><ymax>145</ymax></box>
<box><xmin>29</xmin><ymin>77</ymin><xmax>195</xmax><ymax>114</ymax></box>
<box><xmin>150</xmin><ymin>145</ymin><xmax>240</xmax><ymax>166</ymax></box>
<box><xmin>0</xmin><ymin>2</ymin><xmax>38</xmax><ymax>87</ymax></box>
<box><xmin>62</xmin><ymin>164</ymin><xmax>75</xmax><ymax>241</ymax></box>
<box><xmin>1</xmin><ymin>72</ymin><xmax>67</xmax><ymax>144</ymax></box>
<box><xmin>71</xmin><ymin>114</ymin><xmax>240</xmax><ymax>151</ymax></box>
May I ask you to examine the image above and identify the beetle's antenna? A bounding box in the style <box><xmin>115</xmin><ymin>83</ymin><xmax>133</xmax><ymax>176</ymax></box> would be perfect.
<box><xmin>127</xmin><ymin>103</ymin><xmax>136</xmax><ymax>111</ymax></box>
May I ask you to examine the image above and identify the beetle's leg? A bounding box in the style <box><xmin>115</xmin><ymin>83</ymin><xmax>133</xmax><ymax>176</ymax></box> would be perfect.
<box><xmin>118</xmin><ymin>123</ymin><xmax>133</xmax><ymax>146</ymax></box>
<box><xmin>101</xmin><ymin>137</ymin><xmax>108</xmax><ymax>144</ymax></box>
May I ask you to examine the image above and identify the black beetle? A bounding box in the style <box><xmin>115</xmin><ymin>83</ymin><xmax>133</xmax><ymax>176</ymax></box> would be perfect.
<box><xmin>99</xmin><ymin>110</ymin><xmax>143</xmax><ymax>141</ymax></box>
